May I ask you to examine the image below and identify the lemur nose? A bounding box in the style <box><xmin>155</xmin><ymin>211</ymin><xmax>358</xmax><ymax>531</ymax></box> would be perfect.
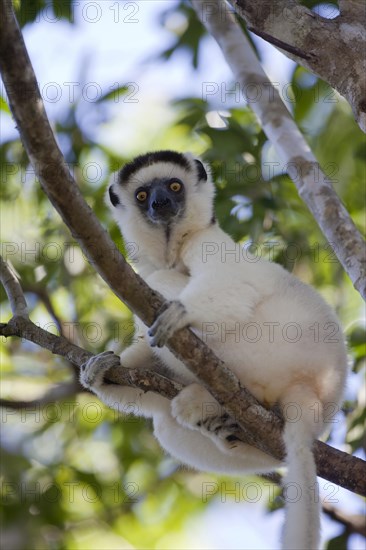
<box><xmin>151</xmin><ymin>199</ymin><xmax>170</xmax><ymax>210</ymax></box>
<box><xmin>152</xmin><ymin>196</ymin><xmax>171</xmax><ymax>210</ymax></box>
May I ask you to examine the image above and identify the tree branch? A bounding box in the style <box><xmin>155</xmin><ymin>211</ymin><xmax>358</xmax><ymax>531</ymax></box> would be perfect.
<box><xmin>228</xmin><ymin>0</ymin><xmax>366</xmax><ymax>133</ymax></box>
<box><xmin>0</xmin><ymin>316</ymin><xmax>184</xmax><ymax>403</ymax></box>
<box><xmin>0</xmin><ymin>256</ymin><xmax>183</xmax><ymax>401</ymax></box>
<box><xmin>22</xmin><ymin>283</ymin><xmax>64</xmax><ymax>336</ymax></box>
<box><xmin>192</xmin><ymin>0</ymin><xmax>366</xmax><ymax>300</ymax></box>
<box><xmin>0</xmin><ymin>0</ymin><xmax>365</xmax><ymax>497</ymax></box>
<box><xmin>246</xmin><ymin>26</ymin><xmax>313</xmax><ymax>60</ymax></box>
<box><xmin>322</xmin><ymin>501</ymin><xmax>366</xmax><ymax>537</ymax></box>
<box><xmin>0</xmin><ymin>257</ymin><xmax>28</xmax><ymax>317</ymax></box>
<box><xmin>1</xmin><ymin>257</ymin><xmax>365</xmax><ymax>497</ymax></box>
<box><xmin>0</xmin><ymin>381</ymin><xmax>81</xmax><ymax>410</ymax></box>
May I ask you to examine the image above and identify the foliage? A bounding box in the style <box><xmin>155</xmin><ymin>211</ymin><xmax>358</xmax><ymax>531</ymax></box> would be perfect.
<box><xmin>0</xmin><ymin>1</ymin><xmax>365</xmax><ymax>549</ymax></box>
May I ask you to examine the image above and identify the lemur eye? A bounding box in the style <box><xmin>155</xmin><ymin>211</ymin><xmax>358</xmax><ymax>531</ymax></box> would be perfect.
<box><xmin>170</xmin><ymin>181</ymin><xmax>181</xmax><ymax>192</ymax></box>
<box><xmin>136</xmin><ymin>190</ymin><xmax>147</xmax><ymax>202</ymax></box>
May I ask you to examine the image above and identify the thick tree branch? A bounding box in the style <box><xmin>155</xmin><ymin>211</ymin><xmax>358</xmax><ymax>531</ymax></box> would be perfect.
<box><xmin>228</xmin><ymin>0</ymin><xmax>366</xmax><ymax>132</ymax></box>
<box><xmin>193</xmin><ymin>0</ymin><xmax>366</xmax><ymax>301</ymax></box>
<box><xmin>0</xmin><ymin>0</ymin><xmax>365</xmax><ymax>497</ymax></box>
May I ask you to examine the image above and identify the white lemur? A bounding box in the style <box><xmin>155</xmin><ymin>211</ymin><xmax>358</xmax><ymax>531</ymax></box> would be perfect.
<box><xmin>80</xmin><ymin>150</ymin><xmax>347</xmax><ymax>550</ymax></box>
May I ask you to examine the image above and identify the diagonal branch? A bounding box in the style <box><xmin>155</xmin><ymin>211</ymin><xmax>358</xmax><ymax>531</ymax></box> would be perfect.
<box><xmin>1</xmin><ymin>257</ymin><xmax>365</xmax><ymax>497</ymax></box>
<box><xmin>192</xmin><ymin>0</ymin><xmax>366</xmax><ymax>300</ymax></box>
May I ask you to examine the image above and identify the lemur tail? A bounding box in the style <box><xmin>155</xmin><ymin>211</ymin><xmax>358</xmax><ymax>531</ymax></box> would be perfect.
<box><xmin>281</xmin><ymin>387</ymin><xmax>321</xmax><ymax>550</ymax></box>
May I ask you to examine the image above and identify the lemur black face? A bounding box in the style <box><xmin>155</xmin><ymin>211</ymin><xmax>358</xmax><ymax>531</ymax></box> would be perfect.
<box><xmin>135</xmin><ymin>178</ymin><xmax>185</xmax><ymax>224</ymax></box>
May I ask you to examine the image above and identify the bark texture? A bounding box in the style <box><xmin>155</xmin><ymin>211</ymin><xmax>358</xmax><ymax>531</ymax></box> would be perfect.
<box><xmin>229</xmin><ymin>0</ymin><xmax>366</xmax><ymax>133</ymax></box>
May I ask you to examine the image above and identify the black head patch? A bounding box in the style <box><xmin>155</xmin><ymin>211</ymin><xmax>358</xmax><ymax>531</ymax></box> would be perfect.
<box><xmin>118</xmin><ymin>151</ymin><xmax>191</xmax><ymax>185</ymax></box>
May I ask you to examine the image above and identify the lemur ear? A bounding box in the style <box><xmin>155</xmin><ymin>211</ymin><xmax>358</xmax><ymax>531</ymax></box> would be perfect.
<box><xmin>194</xmin><ymin>159</ymin><xmax>208</xmax><ymax>182</ymax></box>
<box><xmin>108</xmin><ymin>185</ymin><xmax>120</xmax><ymax>207</ymax></box>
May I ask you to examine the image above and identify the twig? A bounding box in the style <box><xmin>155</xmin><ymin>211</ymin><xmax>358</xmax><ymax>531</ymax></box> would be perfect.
<box><xmin>322</xmin><ymin>501</ymin><xmax>366</xmax><ymax>537</ymax></box>
<box><xmin>23</xmin><ymin>284</ymin><xmax>64</xmax><ymax>335</ymax></box>
<box><xmin>0</xmin><ymin>257</ymin><xmax>28</xmax><ymax>317</ymax></box>
<box><xmin>0</xmin><ymin>381</ymin><xmax>81</xmax><ymax>410</ymax></box>
<box><xmin>247</xmin><ymin>26</ymin><xmax>313</xmax><ymax>60</ymax></box>
<box><xmin>260</xmin><ymin>472</ymin><xmax>366</xmax><ymax>537</ymax></box>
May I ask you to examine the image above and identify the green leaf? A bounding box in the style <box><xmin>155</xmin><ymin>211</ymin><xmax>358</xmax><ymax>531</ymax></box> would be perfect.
<box><xmin>326</xmin><ymin>532</ymin><xmax>349</xmax><ymax>550</ymax></box>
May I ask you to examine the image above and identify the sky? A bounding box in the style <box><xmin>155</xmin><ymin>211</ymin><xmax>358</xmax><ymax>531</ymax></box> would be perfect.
<box><xmin>1</xmin><ymin>0</ymin><xmax>296</xmax><ymax>150</ymax></box>
<box><xmin>1</xmin><ymin>1</ymin><xmax>364</xmax><ymax>548</ymax></box>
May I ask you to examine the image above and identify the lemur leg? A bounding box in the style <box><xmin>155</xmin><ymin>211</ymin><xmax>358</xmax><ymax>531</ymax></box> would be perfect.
<box><xmin>154</xmin><ymin>401</ymin><xmax>280</xmax><ymax>474</ymax></box>
<box><xmin>171</xmin><ymin>383</ymin><xmax>282</xmax><ymax>468</ymax></box>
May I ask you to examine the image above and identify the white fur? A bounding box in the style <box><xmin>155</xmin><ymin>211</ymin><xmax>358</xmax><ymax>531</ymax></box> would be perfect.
<box><xmin>82</xmin><ymin>152</ymin><xmax>348</xmax><ymax>549</ymax></box>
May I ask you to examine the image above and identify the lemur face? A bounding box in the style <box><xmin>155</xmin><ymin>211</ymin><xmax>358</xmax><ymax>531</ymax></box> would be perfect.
<box><xmin>132</xmin><ymin>176</ymin><xmax>185</xmax><ymax>225</ymax></box>
<box><xmin>108</xmin><ymin>150</ymin><xmax>210</xmax><ymax>228</ymax></box>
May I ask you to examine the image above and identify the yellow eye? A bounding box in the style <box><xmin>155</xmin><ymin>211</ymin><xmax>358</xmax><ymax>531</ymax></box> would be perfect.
<box><xmin>170</xmin><ymin>181</ymin><xmax>181</xmax><ymax>192</ymax></box>
<box><xmin>136</xmin><ymin>190</ymin><xmax>147</xmax><ymax>202</ymax></box>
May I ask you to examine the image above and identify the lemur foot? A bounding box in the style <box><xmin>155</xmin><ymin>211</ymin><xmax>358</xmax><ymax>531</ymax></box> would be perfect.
<box><xmin>172</xmin><ymin>383</ymin><xmax>240</xmax><ymax>442</ymax></box>
<box><xmin>80</xmin><ymin>351</ymin><xmax>121</xmax><ymax>390</ymax></box>
<box><xmin>148</xmin><ymin>300</ymin><xmax>187</xmax><ymax>347</ymax></box>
